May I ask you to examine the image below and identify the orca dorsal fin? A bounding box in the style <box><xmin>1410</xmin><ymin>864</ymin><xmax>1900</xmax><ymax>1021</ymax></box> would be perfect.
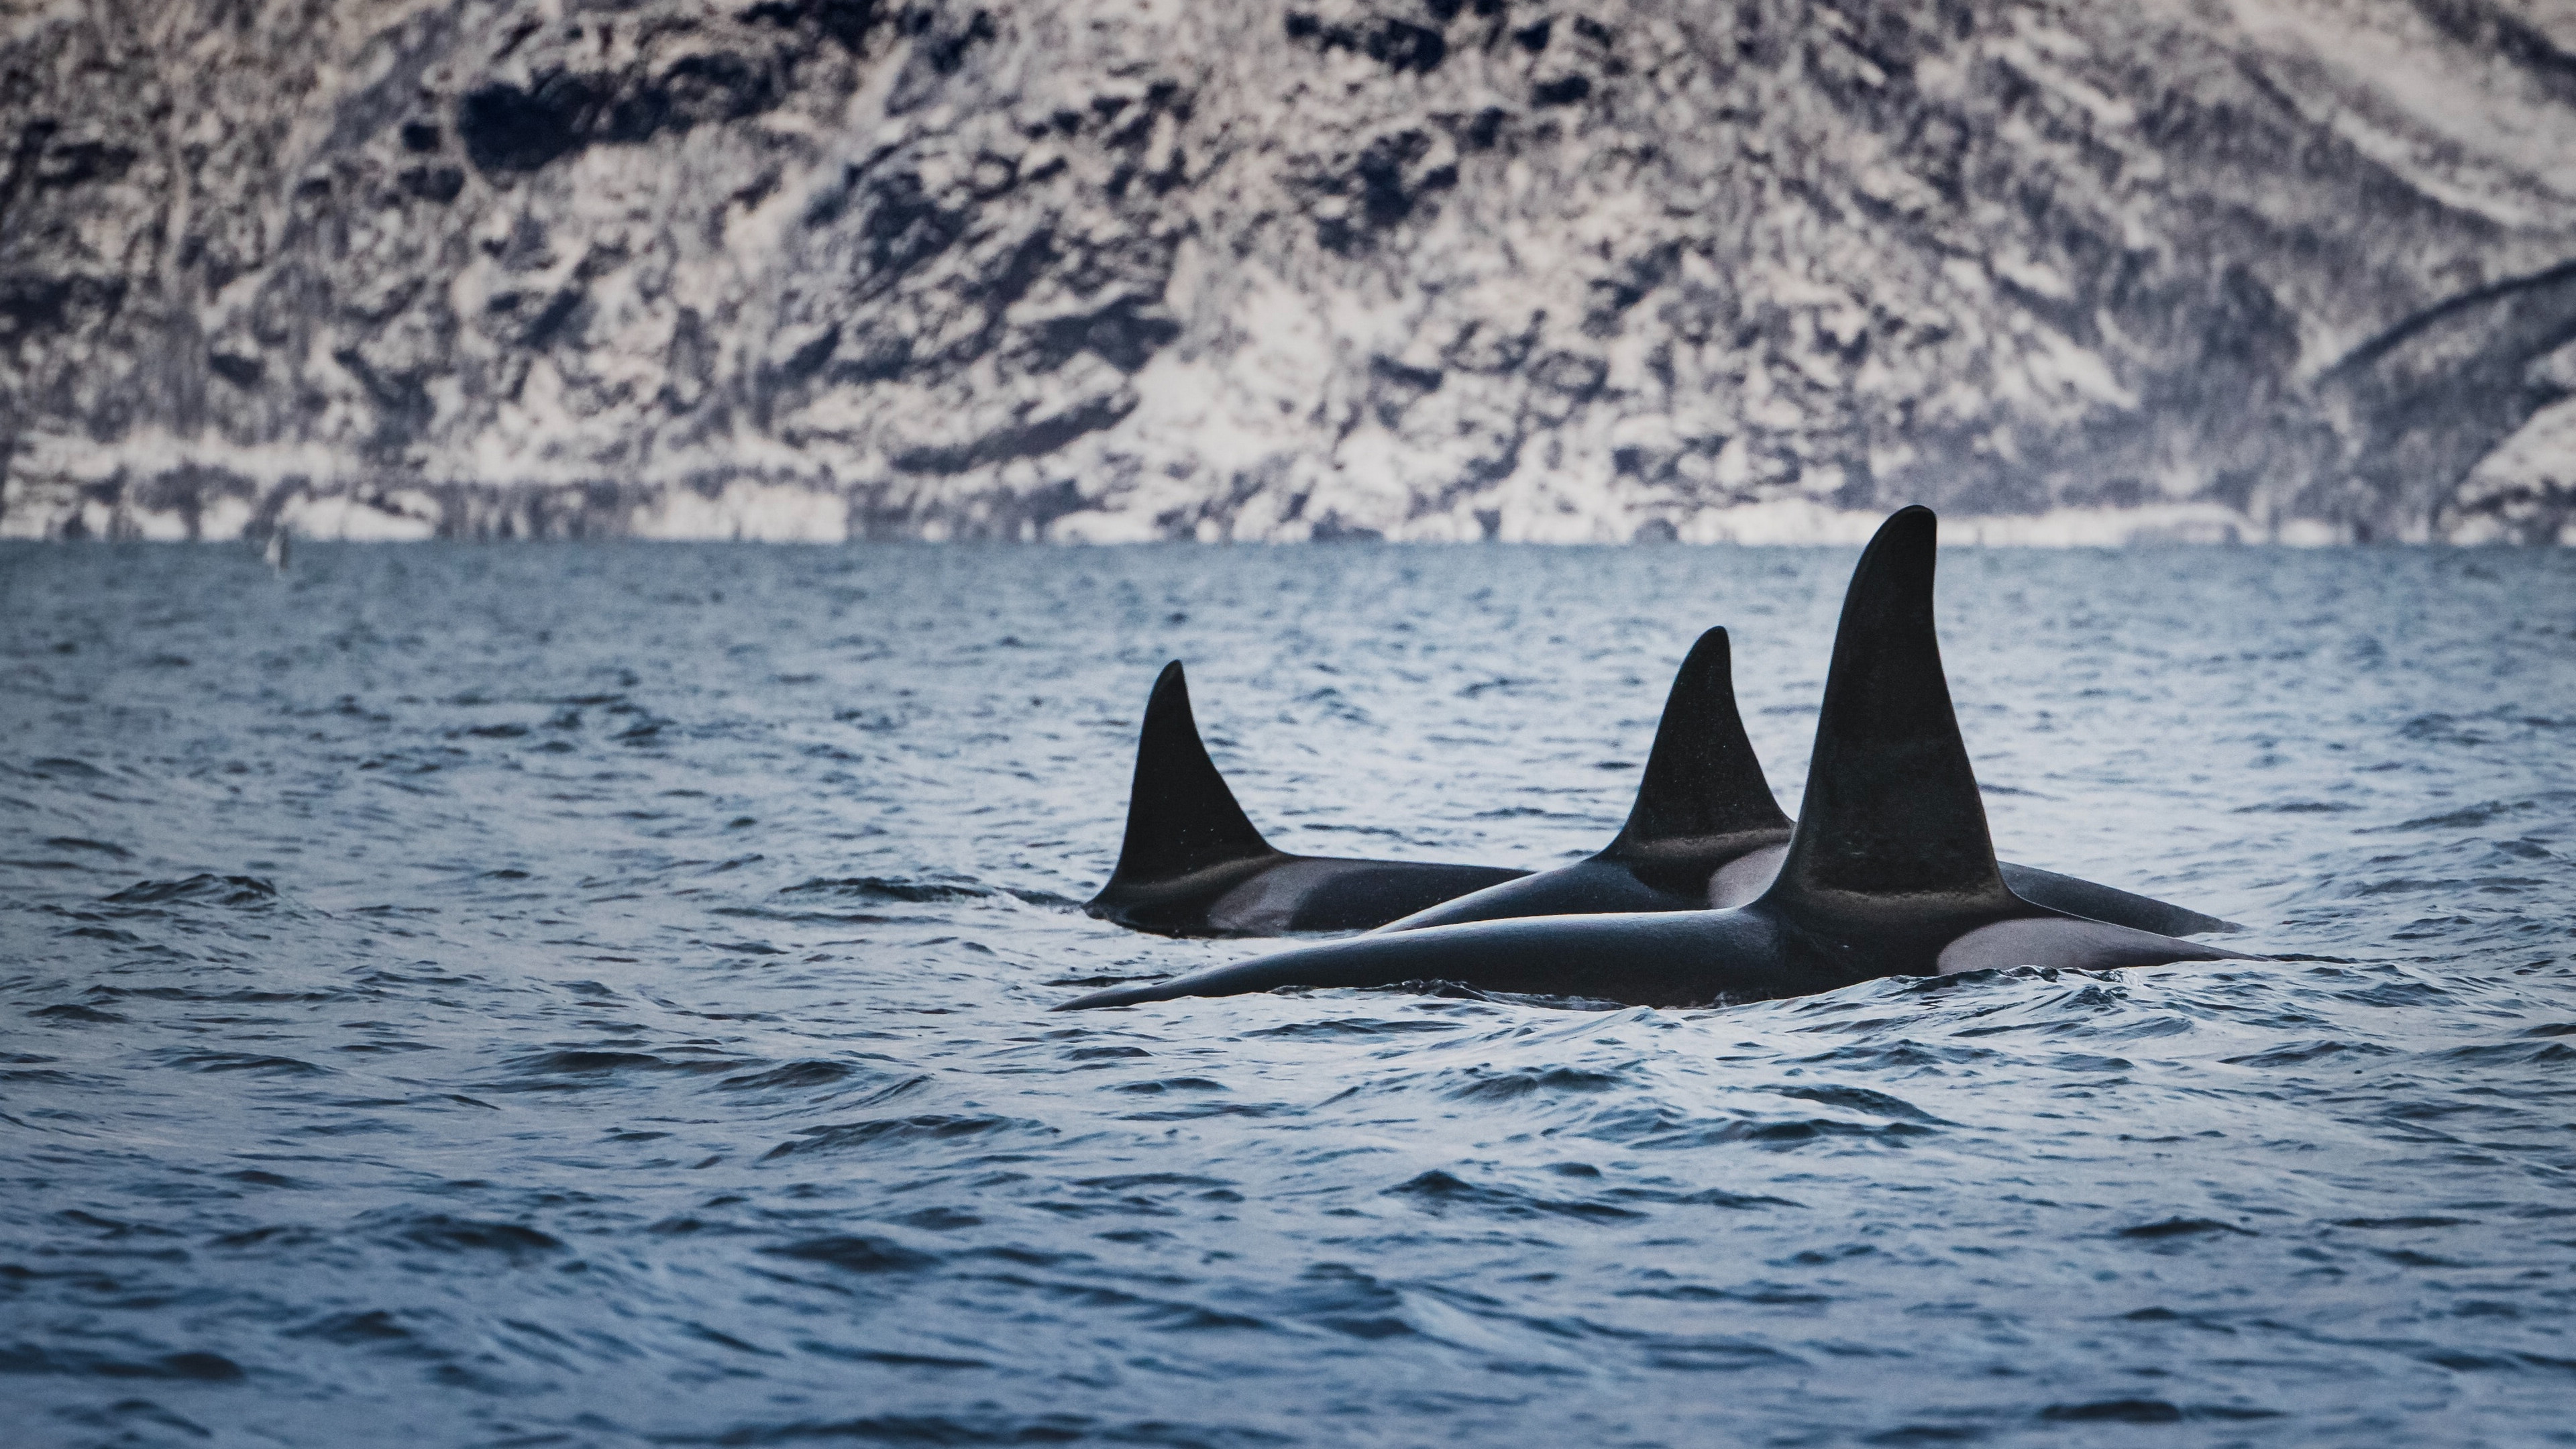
<box><xmin>1761</xmin><ymin>506</ymin><xmax>2019</xmax><ymax>927</ymax></box>
<box><xmin>1105</xmin><ymin>662</ymin><xmax>1276</xmax><ymax>885</ymax></box>
<box><xmin>1603</xmin><ymin>627</ymin><xmax>1792</xmax><ymax>858</ymax></box>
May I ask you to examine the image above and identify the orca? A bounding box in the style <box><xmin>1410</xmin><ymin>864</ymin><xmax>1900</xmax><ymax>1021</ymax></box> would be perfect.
<box><xmin>1081</xmin><ymin>662</ymin><xmax>1529</xmax><ymax>936</ymax></box>
<box><xmin>1060</xmin><ymin>506</ymin><xmax>2250</xmax><ymax>1011</ymax></box>
<box><xmin>1381</xmin><ymin>628</ymin><xmax>2236</xmax><ymax>938</ymax></box>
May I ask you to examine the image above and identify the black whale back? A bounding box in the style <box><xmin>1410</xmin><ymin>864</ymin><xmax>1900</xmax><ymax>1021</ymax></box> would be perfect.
<box><xmin>1601</xmin><ymin>627</ymin><xmax>1792</xmax><ymax>863</ymax></box>
<box><xmin>1761</xmin><ymin>506</ymin><xmax>2025</xmax><ymax>949</ymax></box>
<box><xmin>1056</xmin><ymin>506</ymin><xmax>2245</xmax><ymax>1012</ymax></box>
<box><xmin>1104</xmin><ymin>662</ymin><xmax>1275</xmax><ymax>886</ymax></box>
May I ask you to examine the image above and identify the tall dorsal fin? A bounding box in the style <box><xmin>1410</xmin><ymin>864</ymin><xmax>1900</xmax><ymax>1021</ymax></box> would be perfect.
<box><xmin>1105</xmin><ymin>661</ymin><xmax>1275</xmax><ymax>885</ymax></box>
<box><xmin>1762</xmin><ymin>506</ymin><xmax>2019</xmax><ymax>926</ymax></box>
<box><xmin>1603</xmin><ymin>627</ymin><xmax>1792</xmax><ymax>857</ymax></box>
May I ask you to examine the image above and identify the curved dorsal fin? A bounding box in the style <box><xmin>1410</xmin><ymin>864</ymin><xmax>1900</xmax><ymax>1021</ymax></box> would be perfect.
<box><xmin>1762</xmin><ymin>506</ymin><xmax>2018</xmax><ymax>924</ymax></box>
<box><xmin>1106</xmin><ymin>662</ymin><xmax>1276</xmax><ymax>884</ymax></box>
<box><xmin>1603</xmin><ymin>627</ymin><xmax>1791</xmax><ymax>857</ymax></box>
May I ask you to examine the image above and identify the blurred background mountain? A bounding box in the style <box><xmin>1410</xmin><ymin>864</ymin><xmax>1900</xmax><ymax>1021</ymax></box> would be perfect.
<box><xmin>4</xmin><ymin>0</ymin><xmax>2573</xmax><ymax>543</ymax></box>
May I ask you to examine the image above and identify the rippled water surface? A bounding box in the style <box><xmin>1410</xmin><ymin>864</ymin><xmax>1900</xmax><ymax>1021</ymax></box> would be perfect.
<box><xmin>5</xmin><ymin>541</ymin><xmax>2576</xmax><ymax>1447</ymax></box>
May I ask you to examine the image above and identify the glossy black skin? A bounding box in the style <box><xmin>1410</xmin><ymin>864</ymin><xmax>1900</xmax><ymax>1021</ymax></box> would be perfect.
<box><xmin>1059</xmin><ymin>893</ymin><xmax>2241</xmax><ymax>1011</ymax></box>
<box><xmin>1076</xmin><ymin>905</ymin><xmax>1818</xmax><ymax>1009</ymax></box>
<box><xmin>1082</xmin><ymin>662</ymin><xmax>1527</xmax><ymax>937</ymax></box>
<box><xmin>1381</xmin><ymin>626</ymin><xmax>1796</xmax><ymax>932</ymax></box>
<box><xmin>1063</xmin><ymin>507</ymin><xmax>2249</xmax><ymax>1012</ymax></box>
<box><xmin>1380</xmin><ymin>630</ymin><xmax>2235</xmax><ymax>939</ymax></box>
<box><xmin>1991</xmin><ymin>863</ymin><xmax>2232</xmax><ymax>938</ymax></box>
<box><xmin>1389</xmin><ymin>840</ymin><xmax>2233</xmax><ymax>936</ymax></box>
<box><xmin>1089</xmin><ymin>620</ymin><xmax>2229</xmax><ymax>943</ymax></box>
<box><xmin>1089</xmin><ymin>851</ymin><xmax>1532</xmax><ymax>936</ymax></box>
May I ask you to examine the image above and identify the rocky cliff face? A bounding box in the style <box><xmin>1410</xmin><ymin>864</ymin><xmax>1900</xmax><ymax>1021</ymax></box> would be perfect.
<box><xmin>5</xmin><ymin>0</ymin><xmax>2574</xmax><ymax>543</ymax></box>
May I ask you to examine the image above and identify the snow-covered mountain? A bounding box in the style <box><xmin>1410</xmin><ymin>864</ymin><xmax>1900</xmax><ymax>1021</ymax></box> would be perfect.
<box><xmin>5</xmin><ymin>0</ymin><xmax>2574</xmax><ymax>543</ymax></box>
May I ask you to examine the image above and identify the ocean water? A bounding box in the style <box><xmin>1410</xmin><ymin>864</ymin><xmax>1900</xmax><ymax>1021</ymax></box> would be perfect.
<box><xmin>3</xmin><ymin>539</ymin><xmax>2574</xmax><ymax>1448</ymax></box>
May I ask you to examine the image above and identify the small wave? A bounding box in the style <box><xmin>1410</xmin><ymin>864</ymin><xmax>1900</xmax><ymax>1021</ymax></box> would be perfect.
<box><xmin>370</xmin><ymin>1212</ymin><xmax>564</xmax><ymax>1258</ymax></box>
<box><xmin>796</xmin><ymin>1340</ymin><xmax>991</xmax><ymax>1369</ymax></box>
<box><xmin>1386</xmin><ymin>1169</ymin><xmax>1647</xmax><ymax>1222</ymax></box>
<box><xmin>658</xmin><ymin>1411</ymin><xmax>1263</xmax><ymax>1446</ymax></box>
<box><xmin>166</xmin><ymin>1052</ymin><xmax>329</xmax><ymax>1077</ymax></box>
<box><xmin>0</xmin><ymin>1344</ymin><xmax>243</xmax><ymax>1381</ymax></box>
<box><xmin>718</xmin><ymin>1061</ymin><xmax>864</xmax><ymax>1091</ymax></box>
<box><xmin>286</xmin><ymin>1309</ymin><xmax>417</xmax><ymax>1345</ymax></box>
<box><xmin>104</xmin><ymin>874</ymin><xmax>276</xmax><ymax>907</ymax></box>
<box><xmin>759</xmin><ymin>1114</ymin><xmax>1042</xmax><ymax>1162</ymax></box>
<box><xmin>714</xmin><ymin>905</ymin><xmax>903</xmax><ymax>926</ymax></box>
<box><xmin>2436</xmin><ymin>1039</ymin><xmax>2576</xmax><ymax>1065</ymax></box>
<box><xmin>225</xmin><ymin>1169</ymin><xmax>303</xmax><ymax>1189</ymax></box>
<box><xmin>1245</xmin><ymin>1017</ymin><xmax>1463</xmax><ymax>1039</ymax></box>
<box><xmin>1620</xmin><ymin>1281</ymin><xmax>1827</xmax><ymax>1305</ymax></box>
<box><xmin>30</xmin><ymin>1003</ymin><xmax>125</xmax><ymax>1024</ymax></box>
<box><xmin>1374</xmin><ymin>980</ymin><xmax>1632</xmax><ymax>1011</ymax></box>
<box><xmin>59</xmin><ymin>924</ymin><xmax>150</xmax><ymax>944</ymax></box>
<box><xmin>2046</xmin><ymin>1053</ymin><xmax>2134</xmax><ymax>1072</ymax></box>
<box><xmin>56</xmin><ymin>1208</ymin><xmax>180</xmax><ymax>1240</ymax></box>
<box><xmin>2349</xmin><ymin>872</ymin><xmax>2543</xmax><ymax>897</ymax></box>
<box><xmin>2116</xmin><ymin>1218</ymin><xmax>2256</xmax><ymax>1240</ymax></box>
<box><xmin>2375</xmin><ymin>798</ymin><xmax>2544</xmax><ymax>832</ymax></box>
<box><xmin>1602</xmin><ymin>1110</ymin><xmax>1939</xmax><ymax>1150</ymax></box>
<box><xmin>1792</xmin><ymin>1040</ymin><xmax>2005</xmax><ymax>1070</ymax></box>
<box><xmin>1074</xmin><ymin>1173</ymin><xmax>1237</xmax><ymax>1195</ymax></box>
<box><xmin>762</xmin><ymin>1235</ymin><xmax>939</xmax><ymax>1274</ymax></box>
<box><xmin>684</xmin><ymin>1322</ymin><xmax>780</xmax><ymax>1357</ymax></box>
<box><xmin>780</xmin><ymin>875</ymin><xmax>1073</xmax><ymax>907</ymax></box>
<box><xmin>2039</xmin><ymin>1399</ymin><xmax>2185</xmax><ymax>1425</ymax></box>
<box><xmin>499</xmin><ymin>1049</ymin><xmax>749</xmax><ymax>1084</ymax></box>
<box><xmin>1614</xmin><ymin>1185</ymin><xmax>1801</xmax><ymax>1210</ymax></box>
<box><xmin>1758</xmin><ymin>1084</ymin><xmax>1947</xmax><ymax>1122</ymax></box>
<box><xmin>2334</xmin><ymin>979</ymin><xmax>2454</xmax><ymax>1008</ymax></box>
<box><xmin>1120</xmin><ymin>1101</ymin><xmax>1294</xmax><ymax>1122</ymax></box>
<box><xmin>1263</xmin><ymin>1263</ymin><xmax>1414</xmax><ymax>1342</ymax></box>
<box><xmin>2222</xmin><ymin>1040</ymin><xmax>2396</xmax><ymax>1067</ymax></box>
<box><xmin>88</xmin><ymin>984</ymin><xmax>339</xmax><ymax>1005</ymax></box>
<box><xmin>649</xmin><ymin>1216</ymin><xmax>740</xmax><ymax>1236</ymax></box>
<box><xmin>1443</xmin><ymin>1065</ymin><xmax>1629</xmax><ymax>1101</ymax></box>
